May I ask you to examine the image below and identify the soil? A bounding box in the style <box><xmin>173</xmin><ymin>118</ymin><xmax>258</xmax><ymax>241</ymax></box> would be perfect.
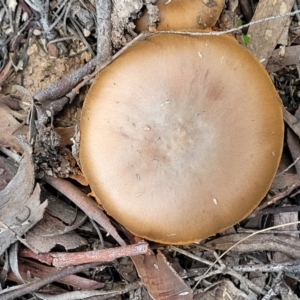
<box><xmin>2</xmin><ymin>42</ymin><xmax>87</xmax><ymax>98</ymax></box>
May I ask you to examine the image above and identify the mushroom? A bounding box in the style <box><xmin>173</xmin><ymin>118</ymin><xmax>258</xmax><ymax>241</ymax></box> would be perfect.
<box><xmin>80</xmin><ymin>34</ymin><xmax>284</xmax><ymax>244</ymax></box>
<box><xmin>135</xmin><ymin>0</ymin><xmax>225</xmax><ymax>32</ymax></box>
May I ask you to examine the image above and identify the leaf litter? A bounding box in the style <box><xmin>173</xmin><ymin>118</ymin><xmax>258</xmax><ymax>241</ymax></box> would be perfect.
<box><xmin>0</xmin><ymin>140</ymin><xmax>47</xmax><ymax>256</ymax></box>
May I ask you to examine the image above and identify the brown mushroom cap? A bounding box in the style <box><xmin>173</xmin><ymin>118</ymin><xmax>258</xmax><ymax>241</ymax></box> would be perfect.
<box><xmin>80</xmin><ymin>34</ymin><xmax>284</xmax><ymax>245</ymax></box>
<box><xmin>135</xmin><ymin>0</ymin><xmax>225</xmax><ymax>32</ymax></box>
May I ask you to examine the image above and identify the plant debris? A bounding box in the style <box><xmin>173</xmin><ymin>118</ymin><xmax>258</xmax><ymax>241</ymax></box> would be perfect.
<box><xmin>0</xmin><ymin>141</ymin><xmax>47</xmax><ymax>256</ymax></box>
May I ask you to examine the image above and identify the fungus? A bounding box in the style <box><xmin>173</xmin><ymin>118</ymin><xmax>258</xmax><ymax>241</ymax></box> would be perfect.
<box><xmin>80</xmin><ymin>34</ymin><xmax>284</xmax><ymax>245</ymax></box>
<box><xmin>135</xmin><ymin>0</ymin><xmax>225</xmax><ymax>32</ymax></box>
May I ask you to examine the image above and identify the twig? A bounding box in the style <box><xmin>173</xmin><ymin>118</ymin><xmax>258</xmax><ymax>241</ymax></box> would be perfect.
<box><xmin>48</xmin><ymin>0</ymin><xmax>68</xmax><ymax>33</ymax></box>
<box><xmin>20</xmin><ymin>243</ymin><xmax>149</xmax><ymax>268</ymax></box>
<box><xmin>193</xmin><ymin>221</ymin><xmax>300</xmax><ymax>290</ymax></box>
<box><xmin>0</xmin><ymin>262</ymin><xmax>108</xmax><ymax>300</ymax></box>
<box><xmin>159</xmin><ymin>9</ymin><xmax>300</xmax><ymax>36</ymax></box>
<box><xmin>261</xmin><ymin>272</ymin><xmax>283</xmax><ymax>300</ymax></box>
<box><xmin>69</xmin><ymin>17</ymin><xmax>95</xmax><ymax>57</ymax></box>
<box><xmin>34</xmin><ymin>56</ymin><xmax>99</xmax><ymax>103</ymax></box>
<box><xmin>249</xmin><ymin>205</ymin><xmax>300</xmax><ymax>218</ymax></box>
<box><xmin>205</xmin><ymin>233</ymin><xmax>300</xmax><ymax>258</ymax></box>
<box><xmin>51</xmin><ymin>243</ymin><xmax>148</xmax><ymax>268</ymax></box>
<box><xmin>170</xmin><ymin>246</ymin><xmax>266</xmax><ymax>295</ymax></box>
<box><xmin>7</xmin><ymin>258</ymin><xmax>105</xmax><ymax>290</ymax></box>
<box><xmin>95</xmin><ymin>0</ymin><xmax>112</xmax><ymax>62</ymax></box>
<box><xmin>238</xmin><ymin>228</ymin><xmax>300</xmax><ymax>234</ymax></box>
<box><xmin>233</xmin><ymin>260</ymin><xmax>300</xmax><ymax>274</ymax></box>
<box><xmin>33</xmin><ymin>281</ymin><xmax>142</xmax><ymax>300</ymax></box>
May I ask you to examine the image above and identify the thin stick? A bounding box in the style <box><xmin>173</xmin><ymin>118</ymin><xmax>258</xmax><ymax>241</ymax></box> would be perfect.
<box><xmin>95</xmin><ymin>0</ymin><xmax>112</xmax><ymax>62</ymax></box>
<box><xmin>159</xmin><ymin>9</ymin><xmax>300</xmax><ymax>36</ymax></box>
<box><xmin>193</xmin><ymin>221</ymin><xmax>300</xmax><ymax>290</ymax></box>
<box><xmin>50</xmin><ymin>243</ymin><xmax>148</xmax><ymax>267</ymax></box>
<box><xmin>33</xmin><ymin>282</ymin><xmax>142</xmax><ymax>300</ymax></box>
<box><xmin>0</xmin><ymin>262</ymin><xmax>108</xmax><ymax>300</ymax></box>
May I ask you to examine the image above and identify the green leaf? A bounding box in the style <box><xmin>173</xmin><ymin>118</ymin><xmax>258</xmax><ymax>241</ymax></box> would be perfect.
<box><xmin>243</xmin><ymin>35</ymin><xmax>251</xmax><ymax>45</ymax></box>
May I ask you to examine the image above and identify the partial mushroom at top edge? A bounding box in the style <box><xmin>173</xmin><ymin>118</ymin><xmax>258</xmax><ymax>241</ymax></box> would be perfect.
<box><xmin>134</xmin><ymin>0</ymin><xmax>225</xmax><ymax>32</ymax></box>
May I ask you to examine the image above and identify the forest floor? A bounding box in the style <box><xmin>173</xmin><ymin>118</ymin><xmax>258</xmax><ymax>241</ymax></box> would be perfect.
<box><xmin>1</xmin><ymin>1</ymin><xmax>300</xmax><ymax>299</ymax></box>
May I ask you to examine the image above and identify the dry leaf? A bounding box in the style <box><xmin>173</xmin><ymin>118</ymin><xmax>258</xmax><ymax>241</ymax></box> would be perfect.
<box><xmin>25</xmin><ymin>212</ymin><xmax>87</xmax><ymax>253</ymax></box>
<box><xmin>25</xmin><ymin>184</ymin><xmax>125</xmax><ymax>252</ymax></box>
<box><xmin>53</xmin><ymin>126</ymin><xmax>75</xmax><ymax>146</ymax></box>
<box><xmin>0</xmin><ymin>142</ymin><xmax>47</xmax><ymax>256</ymax></box>
<box><xmin>41</xmin><ymin>187</ymin><xmax>88</xmax><ymax>231</ymax></box>
<box><xmin>24</xmin><ymin>184</ymin><xmax>88</xmax><ymax>253</ymax></box>
<box><xmin>247</xmin><ymin>0</ymin><xmax>294</xmax><ymax>64</ymax></box>
<box><xmin>132</xmin><ymin>251</ymin><xmax>193</xmax><ymax>300</ymax></box>
<box><xmin>8</xmin><ymin>258</ymin><xmax>105</xmax><ymax>290</ymax></box>
<box><xmin>0</xmin><ymin>95</ymin><xmax>27</xmax><ymax>153</ymax></box>
<box><xmin>266</xmin><ymin>45</ymin><xmax>300</xmax><ymax>73</ymax></box>
<box><xmin>271</xmin><ymin>173</ymin><xmax>299</xmax><ymax>190</ymax></box>
<box><xmin>0</xmin><ymin>156</ymin><xmax>17</xmax><ymax>190</ymax></box>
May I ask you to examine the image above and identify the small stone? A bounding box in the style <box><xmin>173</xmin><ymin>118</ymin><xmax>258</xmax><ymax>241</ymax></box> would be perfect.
<box><xmin>48</xmin><ymin>44</ymin><xmax>59</xmax><ymax>58</ymax></box>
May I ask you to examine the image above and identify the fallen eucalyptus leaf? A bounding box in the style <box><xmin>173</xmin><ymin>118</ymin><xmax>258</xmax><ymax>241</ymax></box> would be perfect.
<box><xmin>0</xmin><ymin>99</ymin><xmax>25</xmax><ymax>153</ymax></box>
<box><xmin>0</xmin><ymin>156</ymin><xmax>17</xmax><ymax>191</ymax></box>
<box><xmin>0</xmin><ymin>142</ymin><xmax>47</xmax><ymax>256</ymax></box>
<box><xmin>131</xmin><ymin>251</ymin><xmax>193</xmax><ymax>300</ymax></box>
<box><xmin>25</xmin><ymin>212</ymin><xmax>87</xmax><ymax>253</ymax></box>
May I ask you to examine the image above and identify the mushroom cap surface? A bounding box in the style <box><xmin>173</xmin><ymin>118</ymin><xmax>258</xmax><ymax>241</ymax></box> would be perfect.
<box><xmin>80</xmin><ymin>34</ymin><xmax>284</xmax><ymax>244</ymax></box>
<box><xmin>135</xmin><ymin>0</ymin><xmax>225</xmax><ymax>32</ymax></box>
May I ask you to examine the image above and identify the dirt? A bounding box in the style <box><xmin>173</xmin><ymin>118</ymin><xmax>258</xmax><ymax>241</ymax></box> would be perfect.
<box><xmin>1</xmin><ymin>41</ymin><xmax>88</xmax><ymax>97</ymax></box>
